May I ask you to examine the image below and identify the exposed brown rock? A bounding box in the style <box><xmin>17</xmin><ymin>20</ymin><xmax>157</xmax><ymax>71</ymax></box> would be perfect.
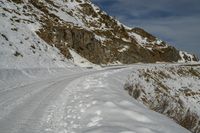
<box><xmin>23</xmin><ymin>0</ymin><xmax>198</xmax><ymax>64</ymax></box>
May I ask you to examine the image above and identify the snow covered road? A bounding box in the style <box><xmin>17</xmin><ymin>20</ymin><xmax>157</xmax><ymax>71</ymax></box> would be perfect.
<box><xmin>0</xmin><ymin>66</ymin><xmax>191</xmax><ymax>133</ymax></box>
<box><xmin>0</xmin><ymin>71</ymin><xmax>90</xmax><ymax>133</ymax></box>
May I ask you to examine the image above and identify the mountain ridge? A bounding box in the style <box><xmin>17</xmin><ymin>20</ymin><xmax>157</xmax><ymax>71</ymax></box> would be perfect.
<box><xmin>0</xmin><ymin>0</ymin><xmax>198</xmax><ymax>68</ymax></box>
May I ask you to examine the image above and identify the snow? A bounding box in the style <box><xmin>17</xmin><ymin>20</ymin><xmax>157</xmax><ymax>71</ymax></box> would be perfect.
<box><xmin>69</xmin><ymin>49</ymin><xmax>101</xmax><ymax>69</ymax></box>
<box><xmin>122</xmin><ymin>37</ymin><xmax>131</xmax><ymax>42</ymax></box>
<box><xmin>156</xmin><ymin>39</ymin><xmax>163</xmax><ymax>45</ymax></box>
<box><xmin>128</xmin><ymin>32</ymin><xmax>148</xmax><ymax>46</ymax></box>
<box><xmin>54</xmin><ymin>9</ymin><xmax>84</xmax><ymax>26</ymax></box>
<box><xmin>179</xmin><ymin>51</ymin><xmax>195</xmax><ymax>63</ymax></box>
<box><xmin>94</xmin><ymin>34</ymin><xmax>107</xmax><ymax>43</ymax></box>
<box><xmin>128</xmin><ymin>31</ymin><xmax>169</xmax><ymax>49</ymax></box>
<box><xmin>125</xmin><ymin>63</ymin><xmax>200</xmax><ymax>132</ymax></box>
<box><xmin>118</xmin><ymin>45</ymin><xmax>130</xmax><ymax>52</ymax></box>
<box><xmin>0</xmin><ymin>0</ymin><xmax>74</xmax><ymax>69</ymax></box>
<box><xmin>0</xmin><ymin>64</ymin><xmax>192</xmax><ymax>133</ymax></box>
<box><xmin>47</xmin><ymin>0</ymin><xmax>86</xmax><ymax>27</ymax></box>
<box><xmin>0</xmin><ymin>0</ymin><xmax>197</xmax><ymax>132</ymax></box>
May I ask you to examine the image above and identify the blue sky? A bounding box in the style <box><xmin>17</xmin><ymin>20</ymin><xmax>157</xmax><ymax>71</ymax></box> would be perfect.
<box><xmin>92</xmin><ymin>0</ymin><xmax>200</xmax><ymax>58</ymax></box>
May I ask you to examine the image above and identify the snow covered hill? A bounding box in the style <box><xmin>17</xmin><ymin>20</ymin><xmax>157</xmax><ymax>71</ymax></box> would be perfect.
<box><xmin>0</xmin><ymin>0</ymin><xmax>198</xmax><ymax>69</ymax></box>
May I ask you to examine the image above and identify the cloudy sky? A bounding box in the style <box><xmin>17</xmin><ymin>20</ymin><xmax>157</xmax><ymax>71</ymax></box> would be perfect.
<box><xmin>92</xmin><ymin>0</ymin><xmax>200</xmax><ymax>58</ymax></box>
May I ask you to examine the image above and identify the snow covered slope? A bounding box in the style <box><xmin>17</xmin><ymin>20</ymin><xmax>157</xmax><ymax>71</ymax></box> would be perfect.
<box><xmin>125</xmin><ymin>63</ymin><xmax>200</xmax><ymax>133</ymax></box>
<box><xmin>0</xmin><ymin>0</ymin><xmax>74</xmax><ymax>68</ymax></box>
<box><xmin>0</xmin><ymin>0</ymin><xmax>198</xmax><ymax>69</ymax></box>
<box><xmin>0</xmin><ymin>65</ymin><xmax>191</xmax><ymax>133</ymax></box>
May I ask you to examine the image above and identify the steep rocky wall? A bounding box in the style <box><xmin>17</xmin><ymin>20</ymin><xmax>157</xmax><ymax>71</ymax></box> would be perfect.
<box><xmin>37</xmin><ymin>22</ymin><xmax>185</xmax><ymax>64</ymax></box>
<box><xmin>37</xmin><ymin>21</ymin><xmax>106</xmax><ymax>64</ymax></box>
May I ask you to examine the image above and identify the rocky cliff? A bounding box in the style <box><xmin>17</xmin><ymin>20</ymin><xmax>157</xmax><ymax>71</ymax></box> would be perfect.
<box><xmin>0</xmin><ymin>0</ymin><xmax>198</xmax><ymax>68</ymax></box>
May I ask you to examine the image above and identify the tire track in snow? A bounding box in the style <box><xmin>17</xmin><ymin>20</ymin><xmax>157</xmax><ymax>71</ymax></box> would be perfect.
<box><xmin>0</xmin><ymin>72</ymin><xmax>91</xmax><ymax>133</ymax></box>
<box><xmin>0</xmin><ymin>67</ymin><xmax>126</xmax><ymax>133</ymax></box>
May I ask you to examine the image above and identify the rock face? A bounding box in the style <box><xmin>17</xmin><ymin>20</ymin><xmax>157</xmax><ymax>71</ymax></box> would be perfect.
<box><xmin>1</xmin><ymin>0</ymin><xmax>198</xmax><ymax>66</ymax></box>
